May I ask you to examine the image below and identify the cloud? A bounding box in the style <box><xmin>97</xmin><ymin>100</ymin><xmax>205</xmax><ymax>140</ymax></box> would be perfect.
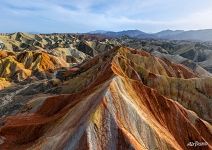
<box><xmin>0</xmin><ymin>0</ymin><xmax>212</xmax><ymax>33</ymax></box>
<box><xmin>172</xmin><ymin>9</ymin><xmax>212</xmax><ymax>30</ymax></box>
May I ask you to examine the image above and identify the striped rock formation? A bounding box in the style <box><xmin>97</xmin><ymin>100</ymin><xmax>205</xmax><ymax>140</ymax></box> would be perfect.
<box><xmin>0</xmin><ymin>47</ymin><xmax>211</xmax><ymax>150</ymax></box>
<box><xmin>0</xmin><ymin>50</ymin><xmax>68</xmax><ymax>83</ymax></box>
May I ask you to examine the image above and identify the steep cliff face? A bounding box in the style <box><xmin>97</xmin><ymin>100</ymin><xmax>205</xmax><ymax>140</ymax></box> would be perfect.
<box><xmin>0</xmin><ymin>47</ymin><xmax>211</xmax><ymax>150</ymax></box>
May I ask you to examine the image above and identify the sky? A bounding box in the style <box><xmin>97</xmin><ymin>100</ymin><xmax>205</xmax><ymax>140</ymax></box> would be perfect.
<box><xmin>0</xmin><ymin>0</ymin><xmax>212</xmax><ymax>33</ymax></box>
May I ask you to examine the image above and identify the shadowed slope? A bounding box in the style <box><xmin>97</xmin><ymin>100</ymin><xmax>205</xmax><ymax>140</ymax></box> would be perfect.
<box><xmin>0</xmin><ymin>47</ymin><xmax>211</xmax><ymax>150</ymax></box>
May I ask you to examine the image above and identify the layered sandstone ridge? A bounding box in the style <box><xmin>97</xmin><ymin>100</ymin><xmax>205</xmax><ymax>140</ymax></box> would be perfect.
<box><xmin>0</xmin><ymin>50</ymin><xmax>68</xmax><ymax>82</ymax></box>
<box><xmin>0</xmin><ymin>47</ymin><xmax>211</xmax><ymax>150</ymax></box>
<box><xmin>0</xmin><ymin>33</ymin><xmax>117</xmax><ymax>89</ymax></box>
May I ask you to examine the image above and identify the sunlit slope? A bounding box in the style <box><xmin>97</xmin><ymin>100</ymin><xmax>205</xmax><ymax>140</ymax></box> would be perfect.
<box><xmin>0</xmin><ymin>47</ymin><xmax>211</xmax><ymax>150</ymax></box>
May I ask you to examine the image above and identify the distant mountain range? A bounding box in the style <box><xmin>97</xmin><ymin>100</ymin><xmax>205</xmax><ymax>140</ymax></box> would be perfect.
<box><xmin>89</xmin><ymin>29</ymin><xmax>212</xmax><ymax>41</ymax></box>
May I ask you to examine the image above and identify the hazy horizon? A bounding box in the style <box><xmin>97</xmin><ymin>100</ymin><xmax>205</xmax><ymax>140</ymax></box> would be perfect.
<box><xmin>1</xmin><ymin>28</ymin><xmax>212</xmax><ymax>34</ymax></box>
<box><xmin>1</xmin><ymin>0</ymin><xmax>212</xmax><ymax>33</ymax></box>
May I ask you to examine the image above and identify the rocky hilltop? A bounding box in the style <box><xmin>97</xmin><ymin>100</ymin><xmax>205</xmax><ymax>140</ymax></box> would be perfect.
<box><xmin>0</xmin><ymin>33</ymin><xmax>211</xmax><ymax>150</ymax></box>
<box><xmin>119</xmin><ymin>37</ymin><xmax>212</xmax><ymax>75</ymax></box>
